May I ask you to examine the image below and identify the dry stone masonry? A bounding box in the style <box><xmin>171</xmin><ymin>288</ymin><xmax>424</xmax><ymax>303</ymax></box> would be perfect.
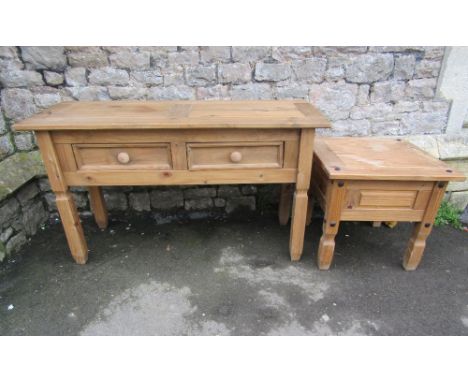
<box><xmin>0</xmin><ymin>46</ymin><xmax>467</xmax><ymax>261</ymax></box>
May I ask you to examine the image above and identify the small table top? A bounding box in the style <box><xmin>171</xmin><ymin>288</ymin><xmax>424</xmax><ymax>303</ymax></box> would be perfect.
<box><xmin>14</xmin><ymin>100</ymin><xmax>331</xmax><ymax>131</ymax></box>
<box><xmin>314</xmin><ymin>137</ymin><xmax>465</xmax><ymax>182</ymax></box>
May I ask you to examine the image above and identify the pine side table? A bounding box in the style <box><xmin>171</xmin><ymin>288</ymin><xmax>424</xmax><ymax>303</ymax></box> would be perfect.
<box><xmin>14</xmin><ymin>100</ymin><xmax>330</xmax><ymax>264</ymax></box>
<box><xmin>308</xmin><ymin>137</ymin><xmax>465</xmax><ymax>270</ymax></box>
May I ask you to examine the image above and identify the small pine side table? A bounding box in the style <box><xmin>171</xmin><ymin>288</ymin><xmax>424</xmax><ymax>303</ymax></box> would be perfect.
<box><xmin>308</xmin><ymin>137</ymin><xmax>465</xmax><ymax>270</ymax></box>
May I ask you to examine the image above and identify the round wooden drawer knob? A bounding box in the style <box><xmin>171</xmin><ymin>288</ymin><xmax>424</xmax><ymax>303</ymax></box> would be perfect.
<box><xmin>230</xmin><ymin>151</ymin><xmax>242</xmax><ymax>163</ymax></box>
<box><xmin>117</xmin><ymin>152</ymin><xmax>130</xmax><ymax>164</ymax></box>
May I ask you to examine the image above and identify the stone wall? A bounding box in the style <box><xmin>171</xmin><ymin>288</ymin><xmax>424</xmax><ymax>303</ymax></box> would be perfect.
<box><xmin>0</xmin><ymin>46</ymin><xmax>463</xmax><ymax>260</ymax></box>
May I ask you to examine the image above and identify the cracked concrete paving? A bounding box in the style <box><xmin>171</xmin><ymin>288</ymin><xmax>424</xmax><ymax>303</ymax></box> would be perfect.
<box><xmin>0</xmin><ymin>213</ymin><xmax>467</xmax><ymax>335</ymax></box>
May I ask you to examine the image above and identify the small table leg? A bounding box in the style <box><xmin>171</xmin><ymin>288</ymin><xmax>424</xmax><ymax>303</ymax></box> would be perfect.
<box><xmin>289</xmin><ymin>189</ymin><xmax>309</xmax><ymax>260</ymax></box>
<box><xmin>289</xmin><ymin>129</ymin><xmax>315</xmax><ymax>261</ymax></box>
<box><xmin>403</xmin><ymin>181</ymin><xmax>447</xmax><ymax>271</ymax></box>
<box><xmin>278</xmin><ymin>184</ymin><xmax>293</xmax><ymax>225</ymax></box>
<box><xmin>89</xmin><ymin>186</ymin><xmax>108</xmax><ymax>229</ymax></box>
<box><xmin>317</xmin><ymin>180</ymin><xmax>346</xmax><ymax>270</ymax></box>
<box><xmin>56</xmin><ymin>191</ymin><xmax>88</xmax><ymax>264</ymax></box>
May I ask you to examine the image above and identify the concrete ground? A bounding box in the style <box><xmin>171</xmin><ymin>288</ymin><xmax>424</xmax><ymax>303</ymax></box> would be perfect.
<box><xmin>0</xmin><ymin>212</ymin><xmax>467</xmax><ymax>335</ymax></box>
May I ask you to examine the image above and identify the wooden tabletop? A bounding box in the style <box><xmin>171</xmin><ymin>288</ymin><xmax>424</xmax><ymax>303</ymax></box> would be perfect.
<box><xmin>314</xmin><ymin>137</ymin><xmax>466</xmax><ymax>181</ymax></box>
<box><xmin>14</xmin><ymin>100</ymin><xmax>331</xmax><ymax>131</ymax></box>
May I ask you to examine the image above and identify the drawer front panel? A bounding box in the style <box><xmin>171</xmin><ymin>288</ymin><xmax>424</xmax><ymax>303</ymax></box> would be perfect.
<box><xmin>73</xmin><ymin>144</ymin><xmax>172</xmax><ymax>170</ymax></box>
<box><xmin>187</xmin><ymin>142</ymin><xmax>284</xmax><ymax>170</ymax></box>
<box><xmin>358</xmin><ymin>190</ymin><xmax>417</xmax><ymax>208</ymax></box>
<box><xmin>340</xmin><ymin>180</ymin><xmax>434</xmax><ymax>222</ymax></box>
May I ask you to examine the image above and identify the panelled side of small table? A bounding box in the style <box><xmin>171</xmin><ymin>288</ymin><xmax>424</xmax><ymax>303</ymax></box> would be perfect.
<box><xmin>308</xmin><ymin>137</ymin><xmax>466</xmax><ymax>270</ymax></box>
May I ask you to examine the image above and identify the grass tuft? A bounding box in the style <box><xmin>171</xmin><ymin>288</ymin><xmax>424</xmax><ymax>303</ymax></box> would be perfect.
<box><xmin>434</xmin><ymin>201</ymin><xmax>463</xmax><ymax>230</ymax></box>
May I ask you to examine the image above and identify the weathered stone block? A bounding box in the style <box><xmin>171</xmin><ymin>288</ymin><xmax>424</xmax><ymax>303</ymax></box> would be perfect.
<box><xmin>324</xmin><ymin>55</ymin><xmax>348</xmax><ymax>81</ymax></box>
<box><xmin>0</xmin><ymin>227</ymin><xmax>13</xmax><ymax>243</ymax></box>
<box><xmin>394</xmin><ymin>55</ymin><xmax>416</xmax><ymax>80</ymax></box>
<box><xmin>21</xmin><ymin>46</ymin><xmax>67</xmax><ymax>70</ymax></box>
<box><xmin>73</xmin><ymin>192</ymin><xmax>88</xmax><ymax>209</ymax></box>
<box><xmin>43</xmin><ymin>192</ymin><xmax>57</xmax><ymax>211</ymax></box>
<box><xmin>108</xmin><ymin>87</ymin><xmax>147</xmax><ymax>100</ymax></box>
<box><xmin>0</xmin><ymin>135</ymin><xmax>14</xmax><ymax>159</ymax></box>
<box><xmin>147</xmin><ymin>86</ymin><xmax>194</xmax><ymax>100</ymax></box>
<box><xmin>1</xmin><ymin>88</ymin><xmax>37</xmax><ymax>120</ymax></box>
<box><xmin>183</xmin><ymin>187</ymin><xmax>217</xmax><ymax>199</ymax></box>
<box><xmin>200</xmin><ymin>46</ymin><xmax>231</xmax><ymax>63</ymax></box>
<box><xmin>130</xmin><ymin>70</ymin><xmax>163</xmax><ymax>86</ymax></box>
<box><xmin>185</xmin><ymin>198</ymin><xmax>213</xmax><ymax>211</ymax></box>
<box><xmin>403</xmin><ymin>134</ymin><xmax>439</xmax><ymax>158</ymax></box>
<box><xmin>276</xmin><ymin>84</ymin><xmax>309</xmax><ymax>100</ymax></box>
<box><xmin>357</xmin><ymin>85</ymin><xmax>370</xmax><ymax>105</ymax></box>
<box><xmin>225</xmin><ymin>196</ymin><xmax>255</xmax><ymax>214</ymax></box>
<box><xmin>345</xmin><ymin>54</ymin><xmax>394</xmax><ymax>83</ymax></box>
<box><xmin>0</xmin><ymin>241</ymin><xmax>5</xmax><ymax>262</ymax></box>
<box><xmin>314</xmin><ymin>46</ymin><xmax>367</xmax><ymax>55</ymax></box>
<box><xmin>350</xmin><ymin>103</ymin><xmax>393</xmax><ymax>120</ymax></box>
<box><xmin>0</xmin><ymin>47</ymin><xmax>18</xmax><ymax>59</ymax></box>
<box><xmin>422</xmin><ymin>101</ymin><xmax>450</xmax><ymax>113</ymax></box>
<box><xmin>5</xmin><ymin>231</ymin><xmax>27</xmax><ymax>256</ymax></box>
<box><xmin>255</xmin><ymin>63</ymin><xmax>291</xmax><ymax>82</ymax></box>
<box><xmin>309</xmin><ymin>82</ymin><xmax>358</xmax><ymax>121</ymax></box>
<box><xmin>109</xmin><ymin>51</ymin><xmax>150</xmax><ymax>70</ymax></box>
<box><xmin>68</xmin><ymin>86</ymin><xmax>110</xmax><ymax>101</ymax></box>
<box><xmin>436</xmin><ymin>135</ymin><xmax>468</xmax><ymax>160</ymax></box>
<box><xmin>217</xmin><ymin>185</ymin><xmax>241</xmax><ymax>198</ymax></box>
<box><xmin>424</xmin><ymin>47</ymin><xmax>445</xmax><ymax>60</ymax></box>
<box><xmin>368</xmin><ymin>46</ymin><xmax>425</xmax><ymax>53</ymax></box>
<box><xmin>88</xmin><ymin>67</ymin><xmax>129</xmax><ymax>86</ymax></box>
<box><xmin>414</xmin><ymin>60</ymin><xmax>441</xmax><ymax>79</ymax></box>
<box><xmin>370</xmin><ymin>121</ymin><xmax>401</xmax><ymax>135</ymax></box>
<box><xmin>129</xmin><ymin>191</ymin><xmax>151</xmax><ymax>211</ymax></box>
<box><xmin>196</xmin><ymin>85</ymin><xmax>230</xmax><ymax>100</ymax></box>
<box><xmin>22</xmin><ymin>199</ymin><xmax>47</xmax><ymax>236</ymax></box>
<box><xmin>102</xmin><ymin>191</ymin><xmax>127</xmax><ymax>211</ymax></box>
<box><xmin>448</xmin><ymin>191</ymin><xmax>468</xmax><ymax>211</ymax></box>
<box><xmin>445</xmin><ymin>160</ymin><xmax>468</xmax><ymax>192</ymax></box>
<box><xmin>330</xmin><ymin>119</ymin><xmax>370</xmax><ymax>136</ymax></box>
<box><xmin>241</xmin><ymin>185</ymin><xmax>257</xmax><ymax>195</ymax></box>
<box><xmin>291</xmin><ymin>58</ymin><xmax>326</xmax><ymax>83</ymax></box>
<box><xmin>33</xmin><ymin>92</ymin><xmax>62</xmax><ymax>109</ymax></box>
<box><xmin>0</xmin><ymin>151</ymin><xmax>45</xmax><ymax>201</ymax></box>
<box><xmin>167</xmin><ymin>50</ymin><xmax>199</xmax><ymax>66</ymax></box>
<box><xmin>272</xmin><ymin>46</ymin><xmax>313</xmax><ymax>61</ymax></box>
<box><xmin>0</xmin><ymin>59</ymin><xmax>22</xmax><ymax>74</ymax></box>
<box><xmin>0</xmin><ymin>108</ymin><xmax>6</xmax><ymax>134</ymax></box>
<box><xmin>232</xmin><ymin>47</ymin><xmax>270</xmax><ymax>62</ymax></box>
<box><xmin>65</xmin><ymin>67</ymin><xmax>87</xmax><ymax>86</ymax></box>
<box><xmin>0</xmin><ymin>70</ymin><xmax>44</xmax><ymax>88</ymax></box>
<box><xmin>67</xmin><ymin>47</ymin><xmax>108</xmax><ymax>68</ymax></box>
<box><xmin>186</xmin><ymin>65</ymin><xmax>217</xmax><ymax>86</ymax></box>
<box><xmin>230</xmin><ymin>83</ymin><xmax>273</xmax><ymax>100</ymax></box>
<box><xmin>44</xmin><ymin>71</ymin><xmax>64</xmax><ymax>86</ymax></box>
<box><xmin>162</xmin><ymin>70</ymin><xmax>185</xmax><ymax>86</ymax></box>
<box><xmin>370</xmin><ymin>81</ymin><xmax>405</xmax><ymax>103</ymax></box>
<box><xmin>14</xmin><ymin>137</ymin><xmax>35</xmax><ymax>163</ymax></box>
<box><xmin>213</xmin><ymin>198</ymin><xmax>226</xmax><ymax>207</ymax></box>
<box><xmin>150</xmin><ymin>188</ymin><xmax>184</xmax><ymax>209</ymax></box>
<box><xmin>218</xmin><ymin>63</ymin><xmax>251</xmax><ymax>84</ymax></box>
<box><xmin>37</xmin><ymin>178</ymin><xmax>51</xmax><ymax>192</ymax></box>
<box><xmin>16</xmin><ymin>182</ymin><xmax>40</xmax><ymax>206</ymax></box>
<box><xmin>401</xmin><ymin>111</ymin><xmax>446</xmax><ymax>134</ymax></box>
<box><xmin>0</xmin><ymin>198</ymin><xmax>20</xmax><ymax>228</ymax></box>
<box><xmin>405</xmin><ymin>78</ymin><xmax>437</xmax><ymax>100</ymax></box>
<box><xmin>393</xmin><ymin>101</ymin><xmax>420</xmax><ymax>113</ymax></box>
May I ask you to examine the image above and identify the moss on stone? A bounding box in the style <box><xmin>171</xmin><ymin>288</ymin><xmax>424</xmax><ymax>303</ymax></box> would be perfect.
<box><xmin>0</xmin><ymin>151</ymin><xmax>45</xmax><ymax>201</ymax></box>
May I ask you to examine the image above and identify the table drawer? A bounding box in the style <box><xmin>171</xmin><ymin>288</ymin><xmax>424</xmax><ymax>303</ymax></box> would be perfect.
<box><xmin>186</xmin><ymin>142</ymin><xmax>284</xmax><ymax>170</ymax></box>
<box><xmin>72</xmin><ymin>143</ymin><xmax>172</xmax><ymax>170</ymax></box>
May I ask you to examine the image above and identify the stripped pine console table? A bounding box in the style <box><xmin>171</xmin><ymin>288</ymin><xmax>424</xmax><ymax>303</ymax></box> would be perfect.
<box><xmin>15</xmin><ymin>100</ymin><xmax>330</xmax><ymax>264</ymax></box>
